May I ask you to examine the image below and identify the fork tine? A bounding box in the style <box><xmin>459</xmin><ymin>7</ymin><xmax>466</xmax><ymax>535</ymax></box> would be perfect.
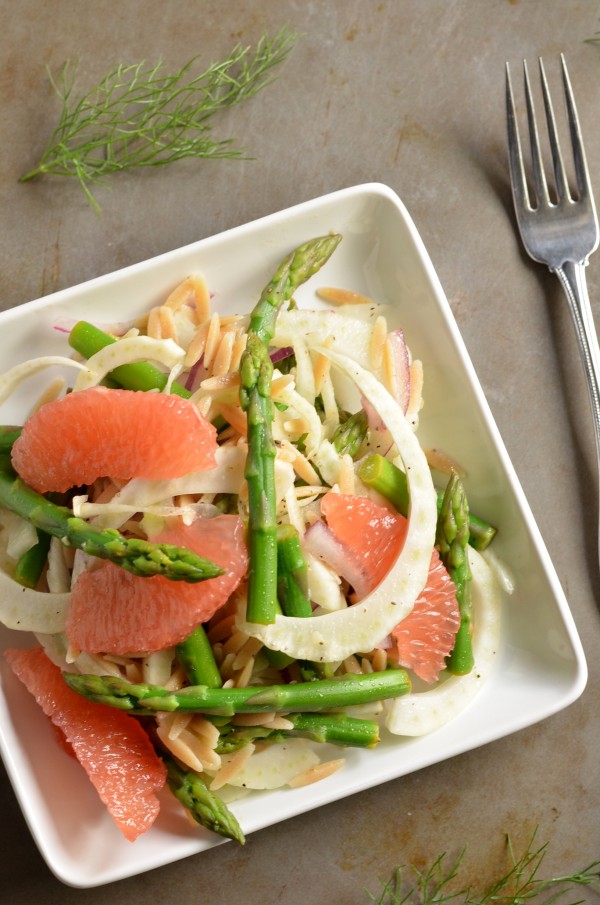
<box><xmin>523</xmin><ymin>60</ymin><xmax>550</xmax><ymax>206</ymax></box>
<box><xmin>505</xmin><ymin>62</ymin><xmax>531</xmax><ymax>213</ymax></box>
<box><xmin>560</xmin><ymin>53</ymin><xmax>593</xmax><ymax>203</ymax></box>
<box><xmin>538</xmin><ymin>57</ymin><xmax>570</xmax><ymax>202</ymax></box>
<box><xmin>506</xmin><ymin>54</ymin><xmax>599</xmax><ymax>267</ymax></box>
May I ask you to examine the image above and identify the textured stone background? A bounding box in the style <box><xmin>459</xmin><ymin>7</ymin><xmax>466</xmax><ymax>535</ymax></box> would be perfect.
<box><xmin>1</xmin><ymin>1</ymin><xmax>599</xmax><ymax>901</ymax></box>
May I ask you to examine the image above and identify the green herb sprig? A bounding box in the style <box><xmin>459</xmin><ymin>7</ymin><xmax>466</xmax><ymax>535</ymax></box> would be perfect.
<box><xmin>19</xmin><ymin>27</ymin><xmax>296</xmax><ymax>212</ymax></box>
<box><xmin>368</xmin><ymin>831</ymin><xmax>600</xmax><ymax>905</ymax></box>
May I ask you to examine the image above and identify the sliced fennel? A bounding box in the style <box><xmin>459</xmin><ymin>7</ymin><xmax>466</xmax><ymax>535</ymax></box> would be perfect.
<box><xmin>274</xmin><ymin>306</ymin><xmax>389</xmax><ymax>412</ymax></box>
<box><xmin>218</xmin><ymin>738</ymin><xmax>319</xmax><ymax>789</ymax></box>
<box><xmin>0</xmin><ymin>568</ymin><xmax>69</xmax><ymax>634</ymax></box>
<box><xmin>238</xmin><ymin>347</ymin><xmax>438</xmax><ymax>662</ymax></box>
<box><xmin>305</xmin><ymin>553</ymin><xmax>347</xmax><ymax>612</ymax></box>
<box><xmin>46</xmin><ymin>536</ymin><xmax>71</xmax><ymax>593</ymax></box>
<box><xmin>274</xmin><ymin>305</ymin><xmax>387</xmax><ymax>371</ymax></box>
<box><xmin>34</xmin><ymin>631</ymin><xmax>124</xmax><ymax>676</ymax></box>
<box><xmin>0</xmin><ymin>356</ymin><xmax>88</xmax><ymax>407</ymax></box>
<box><xmin>386</xmin><ymin>548</ymin><xmax>501</xmax><ymax>736</ymax></box>
<box><xmin>311</xmin><ymin>438</ymin><xmax>344</xmax><ymax>487</ymax></box>
<box><xmin>73</xmin><ymin>335</ymin><xmax>186</xmax><ymax>392</ymax></box>
<box><xmin>286</xmin><ymin>333</ymin><xmax>315</xmax><ymax>403</ymax></box>
<box><xmin>72</xmin><ymin>496</ymin><xmax>212</xmax><ymax>524</ymax></box>
<box><xmin>0</xmin><ymin>510</ymin><xmax>38</xmax><ymax>560</ymax></box>
<box><xmin>273</xmin><ymin>378</ymin><xmax>324</xmax><ymax>457</ymax></box>
<box><xmin>85</xmin><ymin>447</ymin><xmax>294</xmax><ymax>529</ymax></box>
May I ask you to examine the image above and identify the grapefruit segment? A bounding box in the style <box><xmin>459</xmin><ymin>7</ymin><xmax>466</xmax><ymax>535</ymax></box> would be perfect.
<box><xmin>11</xmin><ymin>386</ymin><xmax>218</xmax><ymax>494</ymax></box>
<box><xmin>5</xmin><ymin>646</ymin><xmax>166</xmax><ymax>841</ymax></box>
<box><xmin>67</xmin><ymin>514</ymin><xmax>248</xmax><ymax>654</ymax></box>
<box><xmin>388</xmin><ymin>549</ymin><xmax>460</xmax><ymax>683</ymax></box>
<box><xmin>321</xmin><ymin>492</ymin><xmax>459</xmax><ymax>683</ymax></box>
<box><xmin>320</xmin><ymin>492</ymin><xmax>406</xmax><ymax>592</ymax></box>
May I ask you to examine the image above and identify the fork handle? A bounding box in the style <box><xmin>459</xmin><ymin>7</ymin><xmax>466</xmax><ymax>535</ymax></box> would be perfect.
<box><xmin>554</xmin><ymin>260</ymin><xmax>600</xmax><ymax>455</ymax></box>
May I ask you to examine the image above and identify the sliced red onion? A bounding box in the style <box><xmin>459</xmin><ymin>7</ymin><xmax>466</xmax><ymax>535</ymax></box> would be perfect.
<box><xmin>184</xmin><ymin>356</ymin><xmax>205</xmax><ymax>392</ymax></box>
<box><xmin>54</xmin><ymin>317</ymin><xmax>139</xmax><ymax>338</ymax></box>
<box><xmin>303</xmin><ymin>519</ymin><xmax>371</xmax><ymax>601</ymax></box>
<box><xmin>360</xmin><ymin>397</ymin><xmax>393</xmax><ymax>456</ymax></box>
<box><xmin>375</xmin><ymin>634</ymin><xmax>393</xmax><ymax>650</ymax></box>
<box><xmin>387</xmin><ymin>329</ymin><xmax>410</xmax><ymax>413</ymax></box>
<box><xmin>270</xmin><ymin>346</ymin><xmax>294</xmax><ymax>364</ymax></box>
<box><xmin>361</xmin><ymin>396</ymin><xmax>385</xmax><ymax>432</ymax></box>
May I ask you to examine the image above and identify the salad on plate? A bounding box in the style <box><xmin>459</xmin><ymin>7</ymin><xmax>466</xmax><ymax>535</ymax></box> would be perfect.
<box><xmin>0</xmin><ymin>233</ymin><xmax>503</xmax><ymax>846</ymax></box>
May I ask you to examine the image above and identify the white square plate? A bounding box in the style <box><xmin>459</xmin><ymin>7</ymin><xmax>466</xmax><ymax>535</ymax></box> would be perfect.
<box><xmin>0</xmin><ymin>183</ymin><xmax>587</xmax><ymax>887</ymax></box>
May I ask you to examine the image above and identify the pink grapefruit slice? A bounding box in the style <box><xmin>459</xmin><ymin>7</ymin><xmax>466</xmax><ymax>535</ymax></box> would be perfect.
<box><xmin>320</xmin><ymin>492</ymin><xmax>460</xmax><ymax>683</ymax></box>
<box><xmin>67</xmin><ymin>514</ymin><xmax>248</xmax><ymax>654</ymax></box>
<box><xmin>320</xmin><ymin>492</ymin><xmax>406</xmax><ymax>591</ymax></box>
<box><xmin>5</xmin><ymin>646</ymin><xmax>166</xmax><ymax>841</ymax></box>
<box><xmin>11</xmin><ymin>386</ymin><xmax>217</xmax><ymax>493</ymax></box>
<box><xmin>389</xmin><ymin>549</ymin><xmax>460</xmax><ymax>683</ymax></box>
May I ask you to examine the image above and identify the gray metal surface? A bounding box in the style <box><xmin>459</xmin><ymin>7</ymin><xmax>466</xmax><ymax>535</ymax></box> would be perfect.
<box><xmin>0</xmin><ymin>1</ymin><xmax>599</xmax><ymax>901</ymax></box>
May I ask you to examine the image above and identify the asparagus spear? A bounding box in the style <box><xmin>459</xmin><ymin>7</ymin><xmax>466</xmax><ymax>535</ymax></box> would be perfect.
<box><xmin>217</xmin><ymin>711</ymin><xmax>380</xmax><ymax>751</ymax></box>
<box><xmin>437</xmin><ymin>494</ymin><xmax>497</xmax><ymax>553</ymax></box>
<box><xmin>240</xmin><ymin>234</ymin><xmax>342</xmax><ymax>625</ymax></box>
<box><xmin>164</xmin><ymin>755</ymin><xmax>245</xmax><ymax>844</ymax></box>
<box><xmin>436</xmin><ymin>472</ymin><xmax>474</xmax><ymax>675</ymax></box>
<box><xmin>0</xmin><ymin>426</ymin><xmax>21</xmax><ymax>453</ymax></box>
<box><xmin>0</xmin><ymin>457</ymin><xmax>222</xmax><ymax>582</ymax></box>
<box><xmin>298</xmin><ymin>659</ymin><xmax>335</xmax><ymax>681</ymax></box>
<box><xmin>246</xmin><ymin>235</ymin><xmax>342</xmax><ymax>346</ymax></box>
<box><xmin>176</xmin><ymin>625</ymin><xmax>223</xmax><ymax>687</ymax></box>
<box><xmin>358</xmin><ymin>452</ymin><xmax>409</xmax><ymax>513</ymax></box>
<box><xmin>358</xmin><ymin>453</ymin><xmax>497</xmax><ymax>552</ymax></box>
<box><xmin>68</xmin><ymin>321</ymin><xmax>192</xmax><ymax>397</ymax></box>
<box><xmin>63</xmin><ymin>667</ymin><xmax>411</xmax><ymax>715</ymax></box>
<box><xmin>276</xmin><ymin>523</ymin><xmax>312</xmax><ymax>618</ymax></box>
<box><xmin>262</xmin><ymin>645</ymin><xmax>295</xmax><ymax>671</ymax></box>
<box><xmin>331</xmin><ymin>409</ymin><xmax>368</xmax><ymax>458</ymax></box>
<box><xmin>12</xmin><ymin>528</ymin><xmax>51</xmax><ymax>589</ymax></box>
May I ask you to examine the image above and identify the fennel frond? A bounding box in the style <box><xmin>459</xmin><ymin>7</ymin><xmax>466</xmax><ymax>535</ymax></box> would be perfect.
<box><xmin>19</xmin><ymin>27</ymin><xmax>296</xmax><ymax>212</ymax></box>
<box><xmin>367</xmin><ymin>831</ymin><xmax>600</xmax><ymax>905</ymax></box>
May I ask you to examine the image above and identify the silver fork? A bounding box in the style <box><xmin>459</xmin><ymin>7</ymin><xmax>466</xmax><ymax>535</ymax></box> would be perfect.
<box><xmin>506</xmin><ymin>55</ymin><xmax>600</xmax><ymax>513</ymax></box>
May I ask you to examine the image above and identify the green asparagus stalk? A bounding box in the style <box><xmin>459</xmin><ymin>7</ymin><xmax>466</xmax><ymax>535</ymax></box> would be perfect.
<box><xmin>358</xmin><ymin>453</ymin><xmax>497</xmax><ymax>552</ymax></box>
<box><xmin>262</xmin><ymin>645</ymin><xmax>295</xmax><ymax>671</ymax></box>
<box><xmin>217</xmin><ymin>711</ymin><xmax>380</xmax><ymax>752</ymax></box>
<box><xmin>298</xmin><ymin>659</ymin><xmax>335</xmax><ymax>681</ymax></box>
<box><xmin>436</xmin><ymin>472</ymin><xmax>474</xmax><ymax>675</ymax></box>
<box><xmin>247</xmin><ymin>234</ymin><xmax>342</xmax><ymax>346</ymax></box>
<box><xmin>12</xmin><ymin>529</ymin><xmax>51</xmax><ymax>589</ymax></box>
<box><xmin>0</xmin><ymin>456</ymin><xmax>222</xmax><ymax>582</ymax></box>
<box><xmin>276</xmin><ymin>523</ymin><xmax>312</xmax><ymax>617</ymax></box>
<box><xmin>358</xmin><ymin>452</ymin><xmax>409</xmax><ymax>513</ymax></box>
<box><xmin>0</xmin><ymin>426</ymin><xmax>22</xmax><ymax>453</ymax></box>
<box><xmin>68</xmin><ymin>321</ymin><xmax>192</xmax><ymax>397</ymax></box>
<box><xmin>331</xmin><ymin>409</ymin><xmax>369</xmax><ymax>458</ymax></box>
<box><xmin>439</xmin><ymin>496</ymin><xmax>497</xmax><ymax>553</ymax></box>
<box><xmin>63</xmin><ymin>666</ymin><xmax>411</xmax><ymax>715</ymax></box>
<box><xmin>176</xmin><ymin>625</ymin><xmax>223</xmax><ymax>687</ymax></box>
<box><xmin>240</xmin><ymin>331</ymin><xmax>278</xmax><ymax>624</ymax></box>
<box><xmin>240</xmin><ymin>234</ymin><xmax>342</xmax><ymax>625</ymax></box>
<box><xmin>164</xmin><ymin>754</ymin><xmax>245</xmax><ymax>844</ymax></box>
